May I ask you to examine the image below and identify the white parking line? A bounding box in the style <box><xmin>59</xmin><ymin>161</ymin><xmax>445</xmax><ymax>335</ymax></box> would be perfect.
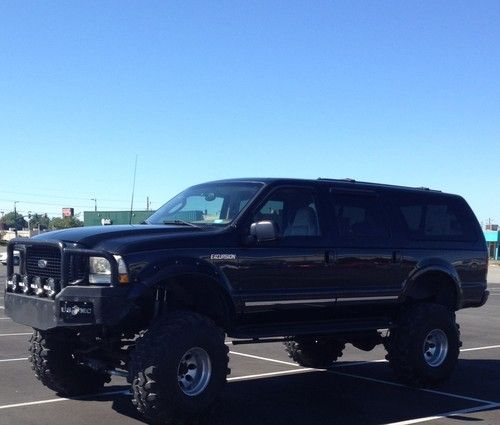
<box><xmin>0</xmin><ymin>317</ymin><xmax>11</xmax><ymax>320</ymax></box>
<box><xmin>0</xmin><ymin>333</ymin><xmax>31</xmax><ymax>337</ymax></box>
<box><xmin>228</xmin><ymin>368</ymin><xmax>313</xmax><ymax>382</ymax></box>
<box><xmin>231</xmin><ymin>342</ymin><xmax>500</xmax><ymax>422</ymax></box>
<box><xmin>0</xmin><ymin>343</ymin><xmax>498</xmax><ymax>418</ymax></box>
<box><xmin>384</xmin><ymin>403</ymin><xmax>500</xmax><ymax>425</ymax></box>
<box><xmin>461</xmin><ymin>345</ymin><xmax>500</xmax><ymax>352</ymax></box>
<box><xmin>0</xmin><ymin>358</ymin><xmax>28</xmax><ymax>363</ymax></box>
<box><xmin>0</xmin><ymin>306</ymin><xmax>4</xmax><ymax>309</ymax></box>
<box><xmin>0</xmin><ymin>368</ymin><xmax>314</xmax><ymax>411</ymax></box>
<box><xmin>329</xmin><ymin>369</ymin><xmax>497</xmax><ymax>405</ymax></box>
<box><xmin>229</xmin><ymin>351</ymin><xmax>300</xmax><ymax>367</ymax></box>
<box><xmin>331</xmin><ymin>359</ymin><xmax>387</xmax><ymax>368</ymax></box>
<box><xmin>0</xmin><ymin>389</ymin><xmax>130</xmax><ymax>411</ymax></box>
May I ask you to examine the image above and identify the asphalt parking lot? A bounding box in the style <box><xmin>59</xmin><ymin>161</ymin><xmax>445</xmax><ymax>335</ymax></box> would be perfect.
<box><xmin>1</xmin><ymin>248</ymin><xmax>499</xmax><ymax>424</ymax></box>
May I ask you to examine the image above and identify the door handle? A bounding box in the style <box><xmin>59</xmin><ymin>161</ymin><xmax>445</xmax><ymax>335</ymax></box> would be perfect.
<box><xmin>392</xmin><ymin>250</ymin><xmax>402</xmax><ymax>263</ymax></box>
<box><xmin>325</xmin><ymin>250</ymin><xmax>336</xmax><ymax>264</ymax></box>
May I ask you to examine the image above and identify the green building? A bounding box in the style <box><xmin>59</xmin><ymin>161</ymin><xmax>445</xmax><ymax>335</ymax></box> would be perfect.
<box><xmin>84</xmin><ymin>210</ymin><xmax>154</xmax><ymax>227</ymax></box>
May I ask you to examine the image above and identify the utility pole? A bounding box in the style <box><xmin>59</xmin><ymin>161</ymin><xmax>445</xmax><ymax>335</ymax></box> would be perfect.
<box><xmin>147</xmin><ymin>196</ymin><xmax>150</xmax><ymax>211</ymax></box>
<box><xmin>13</xmin><ymin>201</ymin><xmax>19</xmax><ymax>237</ymax></box>
<box><xmin>27</xmin><ymin>211</ymin><xmax>32</xmax><ymax>235</ymax></box>
<box><xmin>91</xmin><ymin>198</ymin><xmax>97</xmax><ymax>212</ymax></box>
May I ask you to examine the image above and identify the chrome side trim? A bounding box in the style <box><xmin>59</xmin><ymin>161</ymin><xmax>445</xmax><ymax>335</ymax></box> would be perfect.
<box><xmin>245</xmin><ymin>298</ymin><xmax>335</xmax><ymax>307</ymax></box>
<box><xmin>337</xmin><ymin>296</ymin><xmax>399</xmax><ymax>302</ymax></box>
<box><xmin>244</xmin><ymin>295</ymin><xmax>398</xmax><ymax>307</ymax></box>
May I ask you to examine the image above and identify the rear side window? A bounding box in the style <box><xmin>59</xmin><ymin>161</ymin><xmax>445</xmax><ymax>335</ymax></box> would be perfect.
<box><xmin>329</xmin><ymin>191</ymin><xmax>390</xmax><ymax>239</ymax></box>
<box><xmin>395</xmin><ymin>194</ymin><xmax>476</xmax><ymax>241</ymax></box>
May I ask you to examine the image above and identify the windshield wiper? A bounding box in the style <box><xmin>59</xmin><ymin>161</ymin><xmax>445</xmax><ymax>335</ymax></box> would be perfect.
<box><xmin>162</xmin><ymin>220</ymin><xmax>202</xmax><ymax>228</ymax></box>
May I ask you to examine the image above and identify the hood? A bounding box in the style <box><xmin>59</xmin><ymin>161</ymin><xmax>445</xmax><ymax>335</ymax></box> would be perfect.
<box><xmin>32</xmin><ymin>225</ymin><xmax>206</xmax><ymax>249</ymax></box>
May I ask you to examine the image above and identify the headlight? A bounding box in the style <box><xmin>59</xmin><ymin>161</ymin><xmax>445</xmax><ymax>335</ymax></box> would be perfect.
<box><xmin>89</xmin><ymin>255</ymin><xmax>129</xmax><ymax>285</ymax></box>
<box><xmin>89</xmin><ymin>257</ymin><xmax>111</xmax><ymax>284</ymax></box>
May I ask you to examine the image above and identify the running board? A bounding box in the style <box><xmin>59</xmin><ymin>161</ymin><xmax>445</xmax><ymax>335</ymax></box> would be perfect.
<box><xmin>230</xmin><ymin>317</ymin><xmax>392</xmax><ymax>339</ymax></box>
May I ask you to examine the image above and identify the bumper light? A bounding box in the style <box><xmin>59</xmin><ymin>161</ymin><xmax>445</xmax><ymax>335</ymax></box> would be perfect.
<box><xmin>43</xmin><ymin>278</ymin><xmax>56</xmax><ymax>298</ymax></box>
<box><xmin>30</xmin><ymin>276</ymin><xmax>44</xmax><ymax>297</ymax></box>
<box><xmin>6</xmin><ymin>274</ymin><xmax>20</xmax><ymax>292</ymax></box>
<box><xmin>20</xmin><ymin>276</ymin><xmax>30</xmax><ymax>294</ymax></box>
<box><xmin>12</xmin><ymin>274</ymin><xmax>19</xmax><ymax>292</ymax></box>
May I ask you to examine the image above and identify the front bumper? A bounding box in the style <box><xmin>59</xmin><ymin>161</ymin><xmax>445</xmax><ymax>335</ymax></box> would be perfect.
<box><xmin>5</xmin><ymin>285</ymin><xmax>134</xmax><ymax>330</ymax></box>
<box><xmin>5</xmin><ymin>238</ymin><xmax>132</xmax><ymax>330</ymax></box>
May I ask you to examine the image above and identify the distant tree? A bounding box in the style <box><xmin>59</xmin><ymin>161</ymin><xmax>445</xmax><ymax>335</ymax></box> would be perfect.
<box><xmin>50</xmin><ymin>216</ymin><xmax>83</xmax><ymax>230</ymax></box>
<box><xmin>29</xmin><ymin>213</ymin><xmax>51</xmax><ymax>231</ymax></box>
<box><xmin>0</xmin><ymin>211</ymin><xmax>28</xmax><ymax>230</ymax></box>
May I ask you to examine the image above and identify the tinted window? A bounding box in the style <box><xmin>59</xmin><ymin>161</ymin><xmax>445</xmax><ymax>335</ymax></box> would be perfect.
<box><xmin>400</xmin><ymin>205</ymin><xmax>423</xmax><ymax>232</ymax></box>
<box><xmin>330</xmin><ymin>192</ymin><xmax>389</xmax><ymax>239</ymax></box>
<box><xmin>147</xmin><ymin>183</ymin><xmax>262</xmax><ymax>226</ymax></box>
<box><xmin>395</xmin><ymin>194</ymin><xmax>476</xmax><ymax>241</ymax></box>
<box><xmin>254</xmin><ymin>187</ymin><xmax>321</xmax><ymax>238</ymax></box>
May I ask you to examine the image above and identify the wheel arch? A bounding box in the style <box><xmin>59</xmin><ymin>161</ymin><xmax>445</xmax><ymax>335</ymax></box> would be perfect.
<box><xmin>402</xmin><ymin>264</ymin><xmax>462</xmax><ymax>311</ymax></box>
<box><xmin>130</xmin><ymin>257</ymin><xmax>237</xmax><ymax>330</ymax></box>
<box><xmin>156</xmin><ymin>272</ymin><xmax>236</xmax><ymax>330</ymax></box>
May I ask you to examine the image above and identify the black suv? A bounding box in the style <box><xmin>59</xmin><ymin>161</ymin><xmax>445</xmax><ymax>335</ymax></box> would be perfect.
<box><xmin>4</xmin><ymin>178</ymin><xmax>489</xmax><ymax>424</ymax></box>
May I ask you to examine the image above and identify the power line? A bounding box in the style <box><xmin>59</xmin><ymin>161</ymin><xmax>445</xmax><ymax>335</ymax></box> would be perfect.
<box><xmin>0</xmin><ymin>190</ymin><xmax>129</xmax><ymax>203</ymax></box>
<box><xmin>0</xmin><ymin>198</ymin><xmax>129</xmax><ymax>209</ymax></box>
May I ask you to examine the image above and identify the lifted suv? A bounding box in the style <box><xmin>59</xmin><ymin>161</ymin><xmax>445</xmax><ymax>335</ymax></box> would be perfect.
<box><xmin>4</xmin><ymin>178</ymin><xmax>489</xmax><ymax>424</ymax></box>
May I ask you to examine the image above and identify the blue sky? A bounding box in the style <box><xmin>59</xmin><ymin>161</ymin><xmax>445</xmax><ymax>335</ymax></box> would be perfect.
<box><xmin>0</xmin><ymin>1</ymin><xmax>499</xmax><ymax>224</ymax></box>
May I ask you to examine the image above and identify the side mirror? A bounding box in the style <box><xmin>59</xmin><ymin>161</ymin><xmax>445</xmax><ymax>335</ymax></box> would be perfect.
<box><xmin>250</xmin><ymin>220</ymin><xmax>278</xmax><ymax>242</ymax></box>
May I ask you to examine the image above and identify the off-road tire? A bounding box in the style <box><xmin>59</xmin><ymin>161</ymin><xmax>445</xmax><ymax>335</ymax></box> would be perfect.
<box><xmin>129</xmin><ymin>311</ymin><xmax>230</xmax><ymax>425</ymax></box>
<box><xmin>385</xmin><ymin>303</ymin><xmax>461</xmax><ymax>387</ymax></box>
<box><xmin>29</xmin><ymin>329</ymin><xmax>110</xmax><ymax>396</ymax></box>
<box><xmin>284</xmin><ymin>337</ymin><xmax>345</xmax><ymax>369</ymax></box>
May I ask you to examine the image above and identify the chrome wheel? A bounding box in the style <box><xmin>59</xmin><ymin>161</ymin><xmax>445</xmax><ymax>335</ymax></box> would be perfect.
<box><xmin>177</xmin><ymin>347</ymin><xmax>212</xmax><ymax>396</ymax></box>
<box><xmin>423</xmin><ymin>329</ymin><xmax>448</xmax><ymax>367</ymax></box>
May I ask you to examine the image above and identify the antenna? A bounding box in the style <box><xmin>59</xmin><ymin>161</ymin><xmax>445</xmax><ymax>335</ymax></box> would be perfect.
<box><xmin>129</xmin><ymin>155</ymin><xmax>138</xmax><ymax>225</ymax></box>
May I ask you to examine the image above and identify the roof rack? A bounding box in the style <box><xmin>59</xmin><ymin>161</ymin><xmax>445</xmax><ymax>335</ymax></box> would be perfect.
<box><xmin>317</xmin><ymin>177</ymin><xmax>356</xmax><ymax>182</ymax></box>
<box><xmin>316</xmin><ymin>178</ymin><xmax>441</xmax><ymax>192</ymax></box>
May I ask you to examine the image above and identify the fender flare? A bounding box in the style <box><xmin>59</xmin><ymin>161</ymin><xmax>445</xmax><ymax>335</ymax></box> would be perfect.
<box><xmin>401</xmin><ymin>259</ymin><xmax>463</xmax><ymax>309</ymax></box>
<box><xmin>128</xmin><ymin>256</ymin><xmax>237</xmax><ymax>326</ymax></box>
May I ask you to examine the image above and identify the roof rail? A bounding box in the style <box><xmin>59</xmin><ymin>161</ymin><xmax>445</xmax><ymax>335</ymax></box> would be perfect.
<box><xmin>316</xmin><ymin>178</ymin><xmax>441</xmax><ymax>192</ymax></box>
<box><xmin>317</xmin><ymin>177</ymin><xmax>356</xmax><ymax>182</ymax></box>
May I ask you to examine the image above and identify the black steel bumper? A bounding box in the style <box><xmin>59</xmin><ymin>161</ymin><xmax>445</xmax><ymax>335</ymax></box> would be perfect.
<box><xmin>4</xmin><ymin>285</ymin><xmax>134</xmax><ymax>330</ymax></box>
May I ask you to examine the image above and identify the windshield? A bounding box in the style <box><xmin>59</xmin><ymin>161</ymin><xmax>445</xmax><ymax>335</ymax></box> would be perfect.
<box><xmin>146</xmin><ymin>182</ymin><xmax>263</xmax><ymax>226</ymax></box>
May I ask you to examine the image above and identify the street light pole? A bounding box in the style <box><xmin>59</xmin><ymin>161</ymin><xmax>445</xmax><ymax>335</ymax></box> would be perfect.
<box><xmin>91</xmin><ymin>198</ymin><xmax>97</xmax><ymax>212</ymax></box>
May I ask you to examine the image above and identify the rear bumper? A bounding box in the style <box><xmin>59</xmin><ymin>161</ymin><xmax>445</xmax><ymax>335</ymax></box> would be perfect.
<box><xmin>5</xmin><ymin>285</ymin><xmax>134</xmax><ymax>330</ymax></box>
<box><xmin>477</xmin><ymin>290</ymin><xmax>489</xmax><ymax>307</ymax></box>
<box><xmin>460</xmin><ymin>283</ymin><xmax>490</xmax><ymax>309</ymax></box>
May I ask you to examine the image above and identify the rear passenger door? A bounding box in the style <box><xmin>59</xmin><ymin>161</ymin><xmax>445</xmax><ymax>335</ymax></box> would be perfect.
<box><xmin>327</xmin><ymin>189</ymin><xmax>403</xmax><ymax>302</ymax></box>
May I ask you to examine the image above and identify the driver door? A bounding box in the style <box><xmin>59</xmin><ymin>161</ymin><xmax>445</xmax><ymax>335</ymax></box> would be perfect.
<box><xmin>237</xmin><ymin>185</ymin><xmax>333</xmax><ymax>312</ymax></box>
